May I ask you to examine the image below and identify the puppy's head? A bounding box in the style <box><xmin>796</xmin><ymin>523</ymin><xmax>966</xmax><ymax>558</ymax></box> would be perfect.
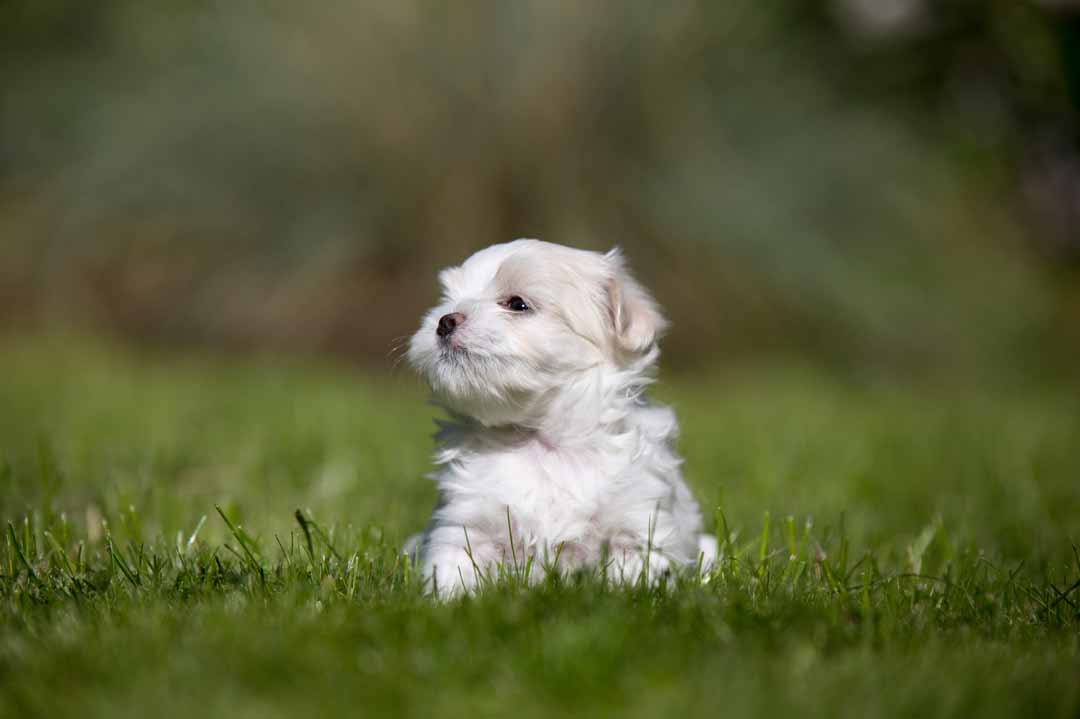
<box><xmin>408</xmin><ymin>239</ymin><xmax>666</xmax><ymax>426</ymax></box>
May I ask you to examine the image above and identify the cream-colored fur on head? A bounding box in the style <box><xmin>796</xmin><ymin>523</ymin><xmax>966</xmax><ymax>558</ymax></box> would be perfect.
<box><xmin>406</xmin><ymin>239</ymin><xmax>714</xmax><ymax>597</ymax></box>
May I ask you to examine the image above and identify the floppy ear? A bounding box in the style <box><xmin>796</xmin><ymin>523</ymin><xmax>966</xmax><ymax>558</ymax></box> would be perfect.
<box><xmin>605</xmin><ymin>248</ymin><xmax>667</xmax><ymax>354</ymax></box>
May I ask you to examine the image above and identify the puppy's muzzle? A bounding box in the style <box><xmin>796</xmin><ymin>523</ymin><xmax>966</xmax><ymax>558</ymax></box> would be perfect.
<box><xmin>437</xmin><ymin>312</ymin><xmax>465</xmax><ymax>338</ymax></box>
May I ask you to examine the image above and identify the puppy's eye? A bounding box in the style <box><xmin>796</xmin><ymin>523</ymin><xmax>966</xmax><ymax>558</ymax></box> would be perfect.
<box><xmin>504</xmin><ymin>296</ymin><xmax>530</xmax><ymax>312</ymax></box>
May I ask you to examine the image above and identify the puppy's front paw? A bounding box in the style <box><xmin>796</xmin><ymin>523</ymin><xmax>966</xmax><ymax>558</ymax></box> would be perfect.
<box><xmin>606</xmin><ymin>546</ymin><xmax>673</xmax><ymax>586</ymax></box>
<box><xmin>697</xmin><ymin>534</ymin><xmax>718</xmax><ymax>573</ymax></box>
<box><xmin>420</xmin><ymin>540</ymin><xmax>498</xmax><ymax>599</ymax></box>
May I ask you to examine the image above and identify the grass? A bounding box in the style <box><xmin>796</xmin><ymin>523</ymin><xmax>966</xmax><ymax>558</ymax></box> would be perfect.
<box><xmin>0</xmin><ymin>336</ymin><xmax>1078</xmax><ymax>718</ymax></box>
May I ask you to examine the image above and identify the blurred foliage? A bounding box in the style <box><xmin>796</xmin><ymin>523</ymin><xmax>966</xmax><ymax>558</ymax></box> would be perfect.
<box><xmin>1</xmin><ymin>0</ymin><xmax>1079</xmax><ymax>375</ymax></box>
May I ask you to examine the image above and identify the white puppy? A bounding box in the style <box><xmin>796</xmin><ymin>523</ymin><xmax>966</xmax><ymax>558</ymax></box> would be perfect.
<box><xmin>406</xmin><ymin>239</ymin><xmax>715</xmax><ymax>596</ymax></box>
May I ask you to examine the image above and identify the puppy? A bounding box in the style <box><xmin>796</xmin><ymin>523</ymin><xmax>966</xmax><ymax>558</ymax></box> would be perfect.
<box><xmin>406</xmin><ymin>239</ymin><xmax>715</xmax><ymax>596</ymax></box>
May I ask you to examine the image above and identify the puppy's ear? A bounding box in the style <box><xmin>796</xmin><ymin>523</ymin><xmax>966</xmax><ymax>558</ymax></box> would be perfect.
<box><xmin>605</xmin><ymin>248</ymin><xmax>667</xmax><ymax>355</ymax></box>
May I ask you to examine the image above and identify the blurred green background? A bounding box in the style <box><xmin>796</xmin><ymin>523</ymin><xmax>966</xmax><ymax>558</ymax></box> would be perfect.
<box><xmin>3</xmin><ymin>0</ymin><xmax>1080</xmax><ymax>376</ymax></box>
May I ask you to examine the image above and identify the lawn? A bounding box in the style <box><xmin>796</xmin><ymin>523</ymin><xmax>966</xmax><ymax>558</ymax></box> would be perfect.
<box><xmin>0</xmin><ymin>336</ymin><xmax>1078</xmax><ymax>718</ymax></box>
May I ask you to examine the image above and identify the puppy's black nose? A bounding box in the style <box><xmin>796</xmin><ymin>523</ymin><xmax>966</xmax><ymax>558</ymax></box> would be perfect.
<box><xmin>437</xmin><ymin>312</ymin><xmax>465</xmax><ymax>338</ymax></box>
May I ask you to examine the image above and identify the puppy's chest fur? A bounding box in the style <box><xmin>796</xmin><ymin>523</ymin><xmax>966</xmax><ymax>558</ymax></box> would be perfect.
<box><xmin>429</xmin><ymin>404</ymin><xmax>694</xmax><ymax>558</ymax></box>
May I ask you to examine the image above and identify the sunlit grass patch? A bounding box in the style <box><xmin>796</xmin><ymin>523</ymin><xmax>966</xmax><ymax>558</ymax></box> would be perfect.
<box><xmin>0</xmin><ymin>336</ymin><xmax>1078</xmax><ymax>718</ymax></box>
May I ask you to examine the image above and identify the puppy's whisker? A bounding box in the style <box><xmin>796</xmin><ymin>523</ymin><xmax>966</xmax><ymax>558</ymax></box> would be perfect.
<box><xmin>386</xmin><ymin>336</ymin><xmax>415</xmax><ymax>374</ymax></box>
<box><xmin>386</xmin><ymin>336</ymin><xmax>410</xmax><ymax>356</ymax></box>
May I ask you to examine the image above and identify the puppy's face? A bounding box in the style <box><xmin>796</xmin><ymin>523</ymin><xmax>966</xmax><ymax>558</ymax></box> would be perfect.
<box><xmin>408</xmin><ymin>239</ymin><xmax>666</xmax><ymax>426</ymax></box>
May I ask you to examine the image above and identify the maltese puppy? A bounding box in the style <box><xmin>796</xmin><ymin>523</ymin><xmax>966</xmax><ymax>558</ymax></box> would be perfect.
<box><xmin>406</xmin><ymin>239</ymin><xmax>715</xmax><ymax>596</ymax></box>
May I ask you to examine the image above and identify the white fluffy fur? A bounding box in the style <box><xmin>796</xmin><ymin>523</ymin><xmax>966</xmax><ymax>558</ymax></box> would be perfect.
<box><xmin>406</xmin><ymin>239</ymin><xmax>715</xmax><ymax>597</ymax></box>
